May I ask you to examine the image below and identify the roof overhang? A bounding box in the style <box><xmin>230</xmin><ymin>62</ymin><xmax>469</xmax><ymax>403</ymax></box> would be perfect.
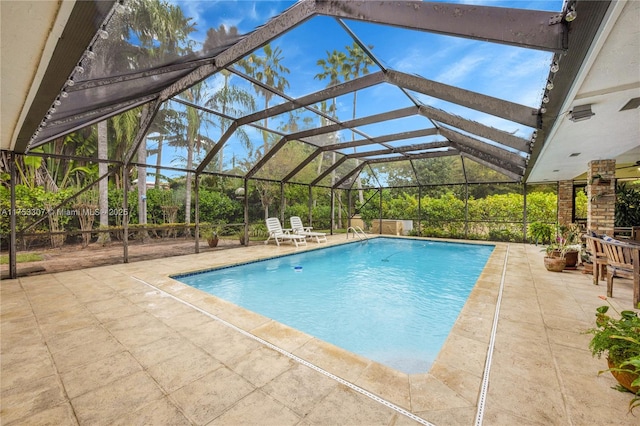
<box><xmin>527</xmin><ymin>0</ymin><xmax>640</xmax><ymax>182</ymax></box>
<box><xmin>0</xmin><ymin>0</ymin><xmax>115</xmax><ymax>153</ymax></box>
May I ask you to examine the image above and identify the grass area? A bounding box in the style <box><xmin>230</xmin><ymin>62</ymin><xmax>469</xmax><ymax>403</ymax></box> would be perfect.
<box><xmin>0</xmin><ymin>253</ymin><xmax>44</xmax><ymax>264</ymax></box>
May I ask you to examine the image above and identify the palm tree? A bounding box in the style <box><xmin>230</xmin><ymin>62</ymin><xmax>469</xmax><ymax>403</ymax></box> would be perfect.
<box><xmin>146</xmin><ymin>105</ymin><xmax>181</xmax><ymax>188</ymax></box>
<box><xmin>203</xmin><ymin>24</ymin><xmax>240</xmax><ymax>53</ymax></box>
<box><xmin>97</xmin><ymin>120</ymin><xmax>110</xmax><ymax>243</ymax></box>
<box><xmin>345</xmin><ymin>43</ymin><xmax>374</xmax><ymax>204</ymax></box>
<box><xmin>315</xmin><ymin>49</ymin><xmax>350</xmax><ymax>228</ymax></box>
<box><xmin>94</xmin><ymin>0</ymin><xmax>195</xmax><ymax>238</ymax></box>
<box><xmin>173</xmin><ymin>82</ymin><xmax>218</xmax><ymax>232</ymax></box>
<box><xmin>204</xmin><ymin>26</ymin><xmax>256</xmax><ymax>172</ymax></box>
<box><xmin>205</xmin><ymin>72</ymin><xmax>256</xmax><ymax>171</ymax></box>
<box><xmin>315</xmin><ymin>49</ymin><xmax>350</xmax><ymax>111</ymax></box>
<box><xmin>111</xmin><ymin>108</ymin><xmax>142</xmax><ymax>184</ymax></box>
<box><xmin>238</xmin><ymin>44</ymin><xmax>290</xmax><ymax>219</ymax></box>
<box><xmin>239</xmin><ymin>44</ymin><xmax>290</xmax><ymax>154</ymax></box>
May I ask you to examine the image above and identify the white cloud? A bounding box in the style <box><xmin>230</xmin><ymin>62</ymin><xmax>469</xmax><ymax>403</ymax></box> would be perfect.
<box><xmin>392</xmin><ymin>47</ymin><xmax>431</xmax><ymax>74</ymax></box>
<box><xmin>434</xmin><ymin>52</ymin><xmax>487</xmax><ymax>85</ymax></box>
<box><xmin>389</xmin><ymin>36</ymin><xmax>471</xmax><ymax>76</ymax></box>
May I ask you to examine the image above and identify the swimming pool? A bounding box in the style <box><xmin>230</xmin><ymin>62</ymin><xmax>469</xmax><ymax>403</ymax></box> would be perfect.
<box><xmin>176</xmin><ymin>237</ymin><xmax>494</xmax><ymax>374</ymax></box>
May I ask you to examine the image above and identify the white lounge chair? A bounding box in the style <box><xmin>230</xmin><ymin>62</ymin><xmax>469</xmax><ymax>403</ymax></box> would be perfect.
<box><xmin>290</xmin><ymin>216</ymin><xmax>327</xmax><ymax>243</ymax></box>
<box><xmin>265</xmin><ymin>217</ymin><xmax>307</xmax><ymax>247</ymax></box>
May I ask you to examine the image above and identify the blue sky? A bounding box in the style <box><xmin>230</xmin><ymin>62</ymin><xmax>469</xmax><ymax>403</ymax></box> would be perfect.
<box><xmin>144</xmin><ymin>0</ymin><xmax>564</xmax><ymax>179</ymax></box>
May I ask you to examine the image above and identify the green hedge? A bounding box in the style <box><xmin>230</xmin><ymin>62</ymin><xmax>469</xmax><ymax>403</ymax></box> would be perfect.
<box><xmin>2</xmin><ymin>184</ymin><xmax>565</xmax><ymax>246</ymax></box>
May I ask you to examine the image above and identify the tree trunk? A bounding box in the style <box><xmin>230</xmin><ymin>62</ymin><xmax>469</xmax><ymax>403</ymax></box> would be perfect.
<box><xmin>155</xmin><ymin>135</ymin><xmax>163</xmax><ymax>189</ymax></box>
<box><xmin>97</xmin><ymin>120</ymin><xmax>111</xmax><ymax>245</ymax></box>
<box><xmin>331</xmin><ymin>151</ymin><xmax>336</xmax><ymax>229</ymax></box>
<box><xmin>352</xmin><ymin>91</ymin><xmax>364</xmax><ymax>204</ymax></box>
<box><xmin>137</xmin><ymin>140</ymin><xmax>149</xmax><ymax>243</ymax></box>
<box><xmin>184</xmin><ymin>137</ymin><xmax>194</xmax><ymax>237</ymax></box>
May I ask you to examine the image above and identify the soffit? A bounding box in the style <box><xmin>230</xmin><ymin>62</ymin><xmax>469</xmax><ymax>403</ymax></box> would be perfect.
<box><xmin>527</xmin><ymin>0</ymin><xmax>640</xmax><ymax>182</ymax></box>
<box><xmin>0</xmin><ymin>0</ymin><xmax>72</xmax><ymax>151</ymax></box>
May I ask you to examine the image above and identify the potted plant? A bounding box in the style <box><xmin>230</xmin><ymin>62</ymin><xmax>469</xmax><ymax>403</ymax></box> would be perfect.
<box><xmin>201</xmin><ymin>221</ymin><xmax>224</xmax><ymax>248</ymax></box>
<box><xmin>560</xmin><ymin>223</ymin><xmax>582</xmax><ymax>269</ymax></box>
<box><xmin>581</xmin><ymin>249</ymin><xmax>594</xmax><ymax>275</ymax></box>
<box><xmin>543</xmin><ymin>223</ymin><xmax>582</xmax><ymax>270</ymax></box>
<box><xmin>542</xmin><ymin>223</ymin><xmax>569</xmax><ymax>271</ymax></box>
<box><xmin>586</xmin><ymin>297</ymin><xmax>640</xmax><ymax>413</ymax></box>
<box><xmin>543</xmin><ymin>242</ymin><xmax>566</xmax><ymax>272</ymax></box>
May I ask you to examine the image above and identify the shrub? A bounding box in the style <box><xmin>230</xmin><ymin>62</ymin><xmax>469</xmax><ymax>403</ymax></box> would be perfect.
<box><xmin>528</xmin><ymin>221</ymin><xmax>554</xmax><ymax>244</ymax></box>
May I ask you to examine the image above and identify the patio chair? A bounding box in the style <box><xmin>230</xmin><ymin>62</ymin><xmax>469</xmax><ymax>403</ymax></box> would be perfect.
<box><xmin>600</xmin><ymin>237</ymin><xmax>639</xmax><ymax>307</ymax></box>
<box><xmin>584</xmin><ymin>235</ymin><xmax>607</xmax><ymax>285</ymax></box>
<box><xmin>265</xmin><ymin>217</ymin><xmax>307</xmax><ymax>247</ymax></box>
<box><xmin>290</xmin><ymin>216</ymin><xmax>327</xmax><ymax>243</ymax></box>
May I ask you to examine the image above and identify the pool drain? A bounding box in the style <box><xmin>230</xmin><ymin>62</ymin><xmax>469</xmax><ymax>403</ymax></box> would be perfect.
<box><xmin>474</xmin><ymin>244</ymin><xmax>509</xmax><ymax>426</ymax></box>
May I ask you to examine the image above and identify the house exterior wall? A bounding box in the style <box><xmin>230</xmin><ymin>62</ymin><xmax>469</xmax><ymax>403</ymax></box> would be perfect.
<box><xmin>587</xmin><ymin>160</ymin><xmax>616</xmax><ymax>235</ymax></box>
<box><xmin>557</xmin><ymin>180</ymin><xmax>574</xmax><ymax>226</ymax></box>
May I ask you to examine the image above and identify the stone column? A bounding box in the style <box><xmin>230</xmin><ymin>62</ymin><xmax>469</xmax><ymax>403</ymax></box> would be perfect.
<box><xmin>557</xmin><ymin>180</ymin><xmax>574</xmax><ymax>226</ymax></box>
<box><xmin>587</xmin><ymin>160</ymin><xmax>616</xmax><ymax>235</ymax></box>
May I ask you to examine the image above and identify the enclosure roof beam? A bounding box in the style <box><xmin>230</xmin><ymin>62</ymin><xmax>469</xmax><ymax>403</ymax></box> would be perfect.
<box><xmin>237</xmin><ymin>71</ymin><xmax>386</xmax><ymax>126</ymax></box>
<box><xmin>439</xmin><ymin>127</ymin><xmax>526</xmax><ymax>170</ymax></box>
<box><xmin>310</xmin><ymin>155</ymin><xmax>350</xmax><ymax>186</ymax></box>
<box><xmin>322</xmin><ymin>128</ymin><xmax>439</xmax><ymax>151</ymax></box>
<box><xmin>281</xmin><ymin>147</ymin><xmax>323</xmax><ymax>183</ymax></box>
<box><xmin>332</xmin><ymin>162</ymin><xmax>367</xmax><ymax>189</ymax></box>
<box><xmin>157</xmin><ymin>0</ymin><xmax>316</xmax><ymax>105</ymax></box>
<box><xmin>346</xmin><ymin>141</ymin><xmax>450</xmax><ymax>159</ymax></box>
<box><xmin>409</xmin><ymin>158</ymin><xmax>422</xmax><ymax>186</ymax></box>
<box><xmin>125</xmin><ymin>101</ymin><xmax>162</xmax><ymax>165</ymax></box>
<box><xmin>460</xmin><ymin>152</ymin><xmax>522</xmax><ymax>182</ymax></box>
<box><xmin>340</xmin><ymin>106</ymin><xmax>420</xmax><ymax>128</ymax></box>
<box><xmin>172</xmin><ymin>97</ymin><xmax>239</xmax><ymax>122</ymax></box>
<box><xmin>195</xmin><ymin>122</ymin><xmax>239</xmax><ymax>174</ymax></box>
<box><xmin>365</xmin><ymin>149</ymin><xmax>457</xmax><ymax>164</ymax></box>
<box><xmin>246</xmin><ymin>136</ymin><xmax>291</xmax><ymax>179</ymax></box>
<box><xmin>71</xmin><ymin>32</ymin><xmax>245</xmax><ymax>91</ymax></box>
<box><xmin>44</xmin><ymin>95</ymin><xmax>156</xmax><ymax>128</ymax></box>
<box><xmin>342</xmin><ymin>150</ymin><xmax>460</xmax><ymax>189</ymax></box>
<box><xmin>417</xmin><ymin>105</ymin><xmax>530</xmax><ymax>153</ymax></box>
<box><xmin>451</xmin><ymin>142</ymin><xmax>523</xmax><ymax>180</ymax></box>
<box><xmin>290</xmin><ymin>106</ymin><xmax>419</xmax><ymax>145</ymax></box>
<box><xmin>386</xmin><ymin>70</ymin><xmax>540</xmax><ymax>129</ymax></box>
<box><xmin>330</xmin><ymin>148</ymin><xmax>459</xmax><ymax>189</ymax></box>
<box><xmin>29</xmin><ymin>95</ymin><xmax>157</xmax><ymax>149</ymax></box>
<box><xmin>315</xmin><ymin>0</ymin><xmax>566</xmax><ymax>53</ymax></box>
<box><xmin>216</xmin><ymin>1</ymin><xmax>316</xmax><ymax>68</ymax></box>
<box><xmin>72</xmin><ymin>58</ymin><xmax>210</xmax><ymax>91</ymax></box>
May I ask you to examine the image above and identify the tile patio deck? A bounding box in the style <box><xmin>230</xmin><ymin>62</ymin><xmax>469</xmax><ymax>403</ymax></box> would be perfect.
<box><xmin>1</xmin><ymin>236</ymin><xmax>638</xmax><ymax>425</ymax></box>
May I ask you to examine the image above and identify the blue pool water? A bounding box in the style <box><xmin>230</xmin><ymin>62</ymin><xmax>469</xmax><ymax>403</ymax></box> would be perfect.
<box><xmin>176</xmin><ymin>238</ymin><xmax>494</xmax><ymax>374</ymax></box>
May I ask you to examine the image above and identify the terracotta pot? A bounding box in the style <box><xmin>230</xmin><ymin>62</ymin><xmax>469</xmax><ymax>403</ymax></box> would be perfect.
<box><xmin>564</xmin><ymin>250</ymin><xmax>579</xmax><ymax>269</ymax></box>
<box><xmin>550</xmin><ymin>249</ymin><xmax>563</xmax><ymax>258</ymax></box>
<box><xmin>207</xmin><ymin>237</ymin><xmax>219</xmax><ymax>248</ymax></box>
<box><xmin>544</xmin><ymin>256</ymin><xmax>566</xmax><ymax>272</ymax></box>
<box><xmin>607</xmin><ymin>358</ymin><xmax>640</xmax><ymax>393</ymax></box>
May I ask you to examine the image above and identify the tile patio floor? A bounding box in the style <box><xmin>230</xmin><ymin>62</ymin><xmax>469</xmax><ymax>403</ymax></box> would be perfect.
<box><xmin>1</xmin><ymin>236</ymin><xmax>639</xmax><ymax>425</ymax></box>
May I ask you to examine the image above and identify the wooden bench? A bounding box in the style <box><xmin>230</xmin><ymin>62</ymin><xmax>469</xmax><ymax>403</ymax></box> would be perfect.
<box><xmin>584</xmin><ymin>235</ymin><xmax>607</xmax><ymax>286</ymax></box>
<box><xmin>599</xmin><ymin>238</ymin><xmax>639</xmax><ymax>308</ymax></box>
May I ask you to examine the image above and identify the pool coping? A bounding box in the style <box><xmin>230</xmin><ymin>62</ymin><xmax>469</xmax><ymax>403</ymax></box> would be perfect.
<box><xmin>6</xmin><ymin>237</ymin><xmax>639</xmax><ymax>424</ymax></box>
<box><xmin>146</xmin><ymin>235</ymin><xmax>506</xmax><ymax>423</ymax></box>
